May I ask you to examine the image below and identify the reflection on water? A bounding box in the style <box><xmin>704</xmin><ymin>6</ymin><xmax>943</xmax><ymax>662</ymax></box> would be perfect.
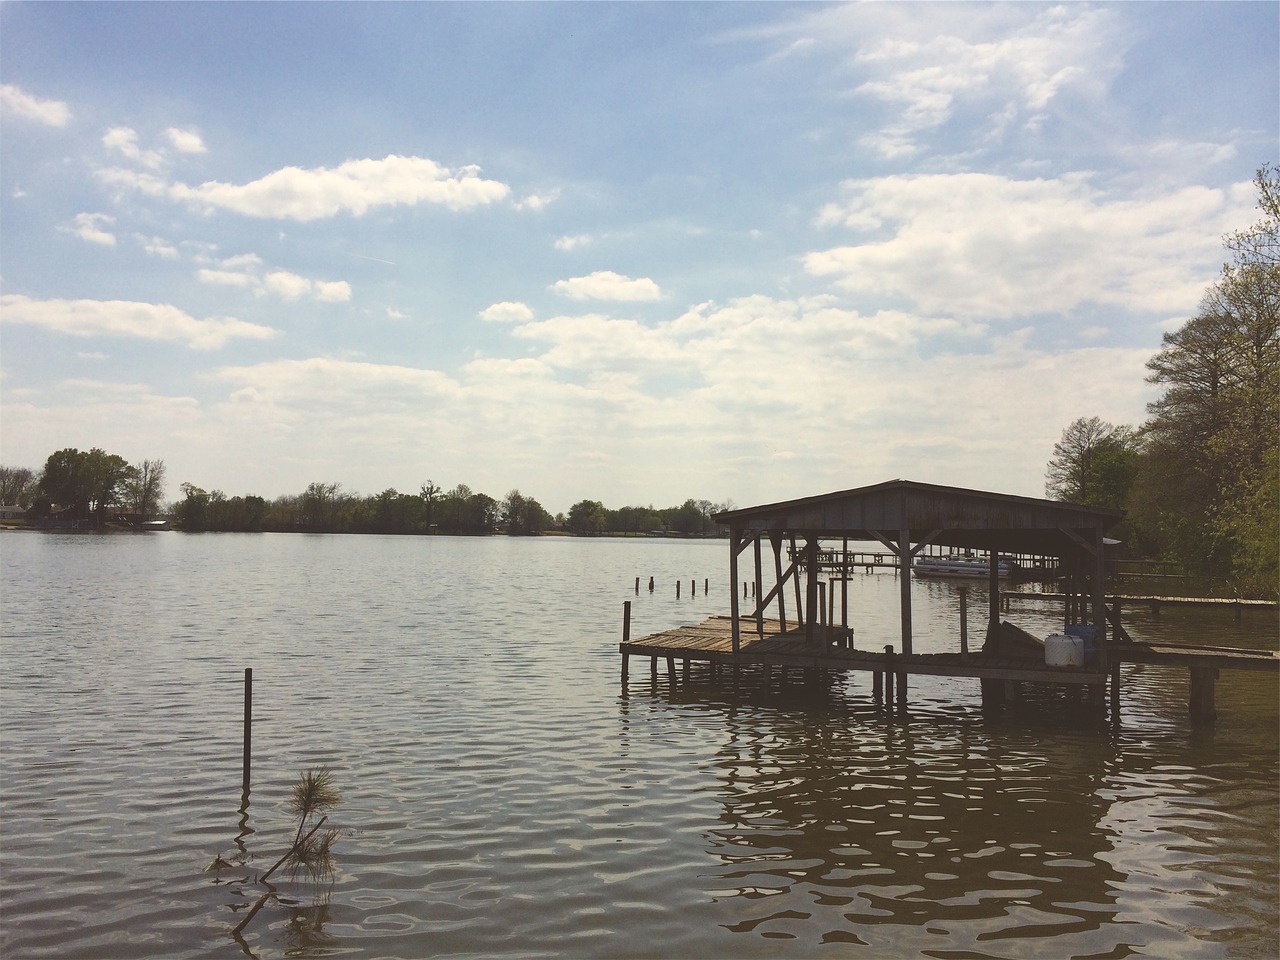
<box><xmin>0</xmin><ymin>532</ymin><xmax>1275</xmax><ymax>959</ymax></box>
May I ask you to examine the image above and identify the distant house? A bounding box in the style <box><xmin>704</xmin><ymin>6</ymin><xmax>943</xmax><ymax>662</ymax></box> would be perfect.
<box><xmin>0</xmin><ymin>505</ymin><xmax>26</xmax><ymax>520</ymax></box>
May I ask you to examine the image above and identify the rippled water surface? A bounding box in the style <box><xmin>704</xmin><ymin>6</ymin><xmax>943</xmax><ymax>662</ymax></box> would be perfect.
<box><xmin>2</xmin><ymin>532</ymin><xmax>1276</xmax><ymax>959</ymax></box>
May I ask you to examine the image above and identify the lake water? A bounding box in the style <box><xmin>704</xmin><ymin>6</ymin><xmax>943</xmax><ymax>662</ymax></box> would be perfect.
<box><xmin>1</xmin><ymin>532</ymin><xmax>1276</xmax><ymax>959</ymax></box>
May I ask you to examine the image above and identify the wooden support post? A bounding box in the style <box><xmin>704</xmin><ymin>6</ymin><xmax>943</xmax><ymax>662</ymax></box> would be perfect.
<box><xmin>841</xmin><ymin>535</ymin><xmax>849</xmax><ymax>638</ymax></box>
<box><xmin>666</xmin><ymin>656</ymin><xmax>676</xmax><ymax>684</ymax></box>
<box><xmin>634</xmin><ymin>577</ymin><xmax>639</xmax><ymax>594</ymax></box>
<box><xmin>676</xmin><ymin>580</ymin><xmax>681</xmax><ymax>598</ymax></box>
<box><xmin>805</xmin><ymin>538</ymin><xmax>819</xmax><ymax>645</ymax></box>
<box><xmin>897</xmin><ymin>526</ymin><xmax>913</xmax><ymax>657</ymax></box>
<box><xmin>1189</xmin><ymin>666</ymin><xmax>1218</xmax><ymax>723</ymax></box>
<box><xmin>753</xmin><ymin>534</ymin><xmax>764</xmax><ymax>638</ymax></box>
<box><xmin>873</xmin><ymin>668</ymin><xmax>883</xmax><ymax>702</ymax></box>
<box><xmin>650</xmin><ymin>656</ymin><xmax>657</xmax><ymax>679</ymax></box>
<box><xmin>621</xmin><ymin>601</ymin><xmax>631</xmax><ymax>686</ymax></box>
<box><xmin>790</xmin><ymin>535</ymin><xmax>804</xmax><ymax>629</ymax></box>
<box><xmin>729</xmin><ymin>527</ymin><xmax>742</xmax><ymax>656</ymax></box>
<box><xmin>242</xmin><ymin>668</ymin><xmax>252</xmax><ymax>797</ymax></box>
<box><xmin>771</xmin><ymin>532</ymin><xmax>788</xmax><ymax>632</ymax></box>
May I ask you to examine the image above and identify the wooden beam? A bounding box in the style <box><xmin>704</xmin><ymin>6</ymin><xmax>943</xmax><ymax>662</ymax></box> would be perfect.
<box><xmin>899</xmin><ymin>525</ymin><xmax>913</xmax><ymax>656</ymax></box>
<box><xmin>771</xmin><ymin>531</ymin><xmax>788</xmax><ymax>632</ymax></box>
<box><xmin>729</xmin><ymin>526</ymin><xmax>741</xmax><ymax>655</ymax></box>
<box><xmin>753</xmin><ymin>533</ymin><xmax>765</xmax><ymax>639</ymax></box>
<box><xmin>790</xmin><ymin>534</ymin><xmax>804</xmax><ymax>628</ymax></box>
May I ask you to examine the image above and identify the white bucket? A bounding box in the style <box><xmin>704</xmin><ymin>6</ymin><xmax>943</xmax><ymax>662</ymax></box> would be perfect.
<box><xmin>1045</xmin><ymin>634</ymin><xmax>1085</xmax><ymax>668</ymax></box>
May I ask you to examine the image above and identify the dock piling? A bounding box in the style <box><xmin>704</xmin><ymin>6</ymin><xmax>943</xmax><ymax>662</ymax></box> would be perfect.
<box><xmin>242</xmin><ymin>668</ymin><xmax>252</xmax><ymax>797</ymax></box>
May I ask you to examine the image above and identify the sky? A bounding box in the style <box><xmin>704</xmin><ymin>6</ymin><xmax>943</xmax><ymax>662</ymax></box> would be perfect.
<box><xmin>1</xmin><ymin>2</ymin><xmax>1276</xmax><ymax>515</ymax></box>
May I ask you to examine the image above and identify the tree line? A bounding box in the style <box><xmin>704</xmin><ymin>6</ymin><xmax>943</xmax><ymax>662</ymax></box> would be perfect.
<box><xmin>169</xmin><ymin>482</ymin><xmax>730</xmax><ymax>537</ymax></box>
<box><xmin>1044</xmin><ymin>164</ymin><xmax>1278</xmax><ymax>599</ymax></box>
<box><xmin>1</xmin><ymin>457</ymin><xmax>730</xmax><ymax>538</ymax></box>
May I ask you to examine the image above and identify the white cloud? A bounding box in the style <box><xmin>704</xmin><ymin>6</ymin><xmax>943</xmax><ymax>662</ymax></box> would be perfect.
<box><xmin>262</xmin><ymin>270</ymin><xmax>314</xmax><ymax>301</ymax></box>
<box><xmin>0</xmin><ymin>294</ymin><xmax>277</xmax><ymax>349</ymax></box>
<box><xmin>196</xmin><ymin>268</ymin><xmax>254</xmax><ymax>287</ymax></box>
<box><xmin>551</xmin><ymin>270</ymin><xmax>663</xmax><ymax>302</ymax></box>
<box><xmin>314</xmin><ymin>280</ymin><xmax>352</xmax><ymax>303</ymax></box>
<box><xmin>165</xmin><ymin>127</ymin><xmax>207</xmax><ymax>154</ymax></box>
<box><xmin>806</xmin><ymin>172</ymin><xmax>1254</xmax><ymax>318</ymax></box>
<box><xmin>102</xmin><ymin>126</ymin><xmax>165</xmax><ymax>169</ymax></box>
<box><xmin>478</xmin><ymin>301</ymin><xmax>534</xmax><ymax>323</ymax></box>
<box><xmin>135</xmin><ymin>235</ymin><xmax>181</xmax><ymax>259</ymax></box>
<box><xmin>746</xmin><ymin>4</ymin><xmax>1125</xmax><ymax>159</ymax></box>
<box><xmin>554</xmin><ymin>234</ymin><xmax>593</xmax><ymax>252</ymax></box>
<box><xmin>0</xmin><ymin>84</ymin><xmax>71</xmax><ymax>127</ymax></box>
<box><xmin>516</xmin><ymin>189</ymin><xmax>560</xmax><ymax>211</ymax></box>
<box><xmin>194</xmin><ymin>256</ymin><xmax>351</xmax><ymax>302</ymax></box>
<box><xmin>156</xmin><ymin>154</ymin><xmax>510</xmax><ymax>220</ymax></box>
<box><xmin>69</xmin><ymin>212</ymin><xmax>116</xmax><ymax>246</ymax></box>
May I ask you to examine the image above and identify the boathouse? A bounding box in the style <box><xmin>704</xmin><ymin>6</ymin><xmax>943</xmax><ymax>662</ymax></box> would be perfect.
<box><xmin>718</xmin><ymin>479</ymin><xmax>1116</xmax><ymax>654</ymax></box>
<box><xmin>620</xmin><ymin>479</ymin><xmax>1278</xmax><ymax>721</ymax></box>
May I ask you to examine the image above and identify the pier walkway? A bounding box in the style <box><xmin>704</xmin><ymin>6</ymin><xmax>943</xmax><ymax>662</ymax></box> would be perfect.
<box><xmin>620</xmin><ymin>614</ymin><xmax>1279</xmax><ymax>718</ymax></box>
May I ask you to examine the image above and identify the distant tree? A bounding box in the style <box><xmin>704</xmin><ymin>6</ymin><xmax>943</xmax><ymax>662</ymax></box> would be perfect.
<box><xmin>420</xmin><ymin>480</ymin><xmax>441</xmax><ymax>532</ymax></box>
<box><xmin>1045</xmin><ymin>417</ymin><xmax>1139</xmax><ymax>509</ymax></box>
<box><xmin>567</xmin><ymin>499</ymin><xmax>607</xmax><ymax>535</ymax></box>
<box><xmin>175</xmin><ymin>482</ymin><xmax>211</xmax><ymax>531</ymax></box>
<box><xmin>299</xmin><ymin>482</ymin><xmax>345</xmax><ymax>532</ymax></box>
<box><xmin>37</xmin><ymin>447</ymin><xmax>133</xmax><ymax>525</ymax></box>
<box><xmin>0</xmin><ymin>466</ymin><xmax>37</xmax><ymax>508</ymax></box>
<box><xmin>664</xmin><ymin>498</ymin><xmax>712</xmax><ymax>535</ymax></box>
<box><xmin>124</xmin><ymin>459</ymin><xmax>166</xmax><ymax>522</ymax></box>
<box><xmin>502</xmin><ymin>489</ymin><xmax>550</xmax><ymax>535</ymax></box>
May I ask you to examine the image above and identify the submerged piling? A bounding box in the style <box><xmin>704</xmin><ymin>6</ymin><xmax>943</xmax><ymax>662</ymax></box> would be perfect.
<box><xmin>242</xmin><ymin>668</ymin><xmax>252</xmax><ymax>796</ymax></box>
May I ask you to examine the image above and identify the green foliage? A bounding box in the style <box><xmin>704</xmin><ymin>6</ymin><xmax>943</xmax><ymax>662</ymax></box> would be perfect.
<box><xmin>567</xmin><ymin>499</ymin><xmax>607</xmax><ymax>535</ymax></box>
<box><xmin>1045</xmin><ymin>417</ymin><xmax>1139</xmax><ymax>510</ymax></box>
<box><xmin>0</xmin><ymin>466</ymin><xmax>38</xmax><ymax>508</ymax></box>
<box><xmin>36</xmin><ymin>447</ymin><xmax>134</xmax><ymax>525</ymax></box>
<box><xmin>1049</xmin><ymin>163</ymin><xmax>1279</xmax><ymax>597</ymax></box>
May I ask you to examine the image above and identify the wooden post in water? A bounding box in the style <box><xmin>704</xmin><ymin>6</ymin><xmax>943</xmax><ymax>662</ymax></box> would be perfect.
<box><xmin>1189</xmin><ymin>666</ymin><xmax>1218</xmax><ymax>723</ymax></box>
<box><xmin>676</xmin><ymin>580</ymin><xmax>681</xmax><ymax>598</ymax></box>
<box><xmin>242</xmin><ymin>668</ymin><xmax>252</xmax><ymax>797</ymax></box>
<box><xmin>621</xmin><ymin>601</ymin><xmax>631</xmax><ymax>686</ymax></box>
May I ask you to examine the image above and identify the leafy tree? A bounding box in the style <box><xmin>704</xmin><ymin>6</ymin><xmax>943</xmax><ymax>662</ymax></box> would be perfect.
<box><xmin>1045</xmin><ymin>417</ymin><xmax>1139</xmax><ymax>509</ymax></box>
<box><xmin>1131</xmin><ymin>163</ymin><xmax>1279</xmax><ymax>593</ymax></box>
<box><xmin>502</xmin><ymin>489</ymin><xmax>551</xmax><ymax>536</ymax></box>
<box><xmin>0</xmin><ymin>466</ymin><xmax>37</xmax><ymax>508</ymax></box>
<box><xmin>37</xmin><ymin>447</ymin><xmax>133</xmax><ymax>525</ymax></box>
<box><xmin>567</xmin><ymin>499</ymin><xmax>607</xmax><ymax>535</ymax></box>
<box><xmin>420</xmin><ymin>480</ymin><xmax>440</xmax><ymax>531</ymax></box>
<box><xmin>124</xmin><ymin>459</ymin><xmax>166</xmax><ymax>522</ymax></box>
<box><xmin>299</xmin><ymin>482</ymin><xmax>347</xmax><ymax>533</ymax></box>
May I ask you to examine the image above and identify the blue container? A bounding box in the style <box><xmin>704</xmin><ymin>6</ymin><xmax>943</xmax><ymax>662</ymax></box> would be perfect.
<box><xmin>1067</xmin><ymin>624</ymin><xmax>1099</xmax><ymax>666</ymax></box>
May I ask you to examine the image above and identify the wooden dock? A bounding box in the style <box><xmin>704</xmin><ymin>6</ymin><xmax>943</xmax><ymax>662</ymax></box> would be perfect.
<box><xmin>619</xmin><ymin>615</ymin><xmax>1279</xmax><ymax>719</ymax></box>
<box><xmin>621</xmin><ymin>615</ymin><xmax>1108</xmax><ymax>686</ymax></box>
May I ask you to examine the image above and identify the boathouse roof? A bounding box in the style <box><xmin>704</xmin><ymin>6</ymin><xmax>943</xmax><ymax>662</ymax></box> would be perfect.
<box><xmin>711</xmin><ymin>479</ymin><xmax>1123</xmax><ymax>556</ymax></box>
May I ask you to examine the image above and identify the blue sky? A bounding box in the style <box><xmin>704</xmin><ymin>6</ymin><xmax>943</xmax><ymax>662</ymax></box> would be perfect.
<box><xmin>1</xmin><ymin>2</ymin><xmax>1276</xmax><ymax>514</ymax></box>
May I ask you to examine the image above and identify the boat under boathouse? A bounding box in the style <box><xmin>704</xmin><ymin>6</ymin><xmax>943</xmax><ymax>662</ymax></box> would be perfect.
<box><xmin>618</xmin><ymin>479</ymin><xmax>1279</xmax><ymax>722</ymax></box>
